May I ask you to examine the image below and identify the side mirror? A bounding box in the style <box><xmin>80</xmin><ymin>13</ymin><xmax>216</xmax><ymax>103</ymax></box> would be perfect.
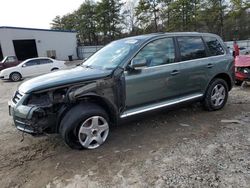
<box><xmin>130</xmin><ymin>58</ymin><xmax>147</xmax><ymax>69</ymax></box>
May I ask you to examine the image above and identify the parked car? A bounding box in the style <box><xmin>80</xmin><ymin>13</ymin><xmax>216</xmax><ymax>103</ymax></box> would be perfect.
<box><xmin>227</xmin><ymin>46</ymin><xmax>250</xmax><ymax>56</ymax></box>
<box><xmin>0</xmin><ymin>56</ymin><xmax>21</xmax><ymax>71</ymax></box>
<box><xmin>235</xmin><ymin>55</ymin><xmax>250</xmax><ymax>85</ymax></box>
<box><xmin>0</xmin><ymin>57</ymin><xmax>66</xmax><ymax>81</ymax></box>
<box><xmin>239</xmin><ymin>47</ymin><xmax>250</xmax><ymax>55</ymax></box>
<box><xmin>8</xmin><ymin>33</ymin><xmax>234</xmax><ymax>149</ymax></box>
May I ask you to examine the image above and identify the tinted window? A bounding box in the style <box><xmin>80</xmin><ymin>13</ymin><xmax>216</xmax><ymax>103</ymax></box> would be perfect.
<box><xmin>177</xmin><ymin>37</ymin><xmax>206</xmax><ymax>61</ymax></box>
<box><xmin>39</xmin><ymin>59</ymin><xmax>53</xmax><ymax>64</ymax></box>
<box><xmin>204</xmin><ymin>36</ymin><xmax>224</xmax><ymax>56</ymax></box>
<box><xmin>134</xmin><ymin>38</ymin><xmax>176</xmax><ymax>67</ymax></box>
<box><xmin>24</xmin><ymin>60</ymin><xmax>38</xmax><ymax>66</ymax></box>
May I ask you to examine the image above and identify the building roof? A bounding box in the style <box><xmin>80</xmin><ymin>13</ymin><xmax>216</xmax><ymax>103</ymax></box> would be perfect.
<box><xmin>0</xmin><ymin>26</ymin><xmax>77</xmax><ymax>33</ymax></box>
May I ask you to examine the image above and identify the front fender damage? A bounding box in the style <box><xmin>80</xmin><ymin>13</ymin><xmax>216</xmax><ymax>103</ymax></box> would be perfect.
<box><xmin>21</xmin><ymin>68</ymin><xmax>125</xmax><ymax>134</ymax></box>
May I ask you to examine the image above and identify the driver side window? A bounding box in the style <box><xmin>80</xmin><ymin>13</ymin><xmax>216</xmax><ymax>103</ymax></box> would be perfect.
<box><xmin>134</xmin><ymin>37</ymin><xmax>176</xmax><ymax>67</ymax></box>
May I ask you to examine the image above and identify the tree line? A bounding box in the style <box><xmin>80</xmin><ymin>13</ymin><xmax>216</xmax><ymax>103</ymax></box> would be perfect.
<box><xmin>51</xmin><ymin>0</ymin><xmax>250</xmax><ymax>45</ymax></box>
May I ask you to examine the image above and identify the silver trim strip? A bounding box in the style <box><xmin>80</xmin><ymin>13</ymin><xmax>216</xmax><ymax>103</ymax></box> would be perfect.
<box><xmin>120</xmin><ymin>94</ymin><xmax>203</xmax><ymax>118</ymax></box>
<box><xmin>15</xmin><ymin>120</ymin><xmax>27</xmax><ymax>125</ymax></box>
<box><xmin>16</xmin><ymin>125</ymin><xmax>35</xmax><ymax>134</ymax></box>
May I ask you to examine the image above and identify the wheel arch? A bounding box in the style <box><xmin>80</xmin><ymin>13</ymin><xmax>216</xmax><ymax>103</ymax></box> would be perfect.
<box><xmin>51</xmin><ymin>67</ymin><xmax>59</xmax><ymax>71</ymax></box>
<box><xmin>56</xmin><ymin>94</ymin><xmax>118</xmax><ymax>133</ymax></box>
<box><xmin>208</xmin><ymin>73</ymin><xmax>233</xmax><ymax>91</ymax></box>
<box><xmin>10</xmin><ymin>71</ymin><xmax>22</xmax><ymax>80</ymax></box>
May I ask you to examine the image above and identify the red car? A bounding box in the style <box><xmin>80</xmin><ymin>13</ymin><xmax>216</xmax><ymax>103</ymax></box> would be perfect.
<box><xmin>0</xmin><ymin>56</ymin><xmax>21</xmax><ymax>71</ymax></box>
<box><xmin>235</xmin><ymin>55</ymin><xmax>250</xmax><ymax>85</ymax></box>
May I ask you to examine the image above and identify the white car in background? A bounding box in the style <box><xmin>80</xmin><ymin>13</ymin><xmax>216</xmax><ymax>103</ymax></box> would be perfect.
<box><xmin>239</xmin><ymin>47</ymin><xmax>250</xmax><ymax>55</ymax></box>
<box><xmin>0</xmin><ymin>57</ymin><xmax>67</xmax><ymax>81</ymax></box>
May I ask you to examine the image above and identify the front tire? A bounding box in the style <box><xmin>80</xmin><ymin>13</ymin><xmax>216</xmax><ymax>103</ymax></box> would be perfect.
<box><xmin>10</xmin><ymin>72</ymin><xmax>22</xmax><ymax>82</ymax></box>
<box><xmin>203</xmin><ymin>78</ymin><xmax>228</xmax><ymax>111</ymax></box>
<box><xmin>59</xmin><ymin>103</ymin><xmax>110</xmax><ymax>150</ymax></box>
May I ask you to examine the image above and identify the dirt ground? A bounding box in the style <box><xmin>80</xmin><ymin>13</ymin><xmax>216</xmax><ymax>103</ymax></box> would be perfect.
<box><xmin>0</xmin><ymin>78</ymin><xmax>250</xmax><ymax>188</ymax></box>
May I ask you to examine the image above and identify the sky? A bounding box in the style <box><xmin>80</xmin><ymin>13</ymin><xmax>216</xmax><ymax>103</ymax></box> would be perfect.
<box><xmin>0</xmin><ymin>0</ymin><xmax>86</xmax><ymax>29</ymax></box>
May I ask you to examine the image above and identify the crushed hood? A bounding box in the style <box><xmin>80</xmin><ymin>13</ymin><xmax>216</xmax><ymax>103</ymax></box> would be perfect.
<box><xmin>19</xmin><ymin>66</ymin><xmax>112</xmax><ymax>93</ymax></box>
<box><xmin>235</xmin><ymin>55</ymin><xmax>250</xmax><ymax>67</ymax></box>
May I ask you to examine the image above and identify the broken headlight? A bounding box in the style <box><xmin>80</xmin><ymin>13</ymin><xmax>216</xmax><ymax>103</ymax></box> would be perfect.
<box><xmin>26</xmin><ymin>93</ymin><xmax>51</xmax><ymax>107</ymax></box>
<box><xmin>243</xmin><ymin>68</ymin><xmax>249</xmax><ymax>74</ymax></box>
<box><xmin>26</xmin><ymin>89</ymin><xmax>67</xmax><ymax>107</ymax></box>
<box><xmin>236</xmin><ymin>67</ymin><xmax>250</xmax><ymax>74</ymax></box>
<box><xmin>52</xmin><ymin>90</ymin><xmax>67</xmax><ymax>103</ymax></box>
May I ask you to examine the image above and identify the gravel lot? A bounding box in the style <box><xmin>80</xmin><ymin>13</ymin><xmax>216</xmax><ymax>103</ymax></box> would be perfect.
<box><xmin>0</xmin><ymin>78</ymin><xmax>250</xmax><ymax>188</ymax></box>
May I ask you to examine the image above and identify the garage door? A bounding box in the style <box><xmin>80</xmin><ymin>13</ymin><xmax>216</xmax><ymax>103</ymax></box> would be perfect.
<box><xmin>13</xmin><ymin>39</ymin><xmax>38</xmax><ymax>61</ymax></box>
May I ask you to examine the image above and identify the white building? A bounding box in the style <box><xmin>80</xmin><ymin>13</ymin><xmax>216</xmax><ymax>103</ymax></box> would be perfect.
<box><xmin>0</xmin><ymin>26</ymin><xmax>77</xmax><ymax>61</ymax></box>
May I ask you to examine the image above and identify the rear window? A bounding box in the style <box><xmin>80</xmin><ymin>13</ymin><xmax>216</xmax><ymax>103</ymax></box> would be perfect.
<box><xmin>203</xmin><ymin>36</ymin><xmax>224</xmax><ymax>56</ymax></box>
<box><xmin>177</xmin><ymin>36</ymin><xmax>207</xmax><ymax>61</ymax></box>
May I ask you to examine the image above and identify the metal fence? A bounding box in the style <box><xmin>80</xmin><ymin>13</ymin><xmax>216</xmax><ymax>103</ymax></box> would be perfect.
<box><xmin>77</xmin><ymin>45</ymin><xmax>103</xmax><ymax>60</ymax></box>
<box><xmin>225</xmin><ymin>40</ymin><xmax>250</xmax><ymax>48</ymax></box>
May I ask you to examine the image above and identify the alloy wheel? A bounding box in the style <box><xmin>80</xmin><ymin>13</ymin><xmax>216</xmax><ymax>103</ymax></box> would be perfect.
<box><xmin>78</xmin><ymin>116</ymin><xmax>109</xmax><ymax>149</ymax></box>
<box><xmin>211</xmin><ymin>84</ymin><xmax>226</xmax><ymax>107</ymax></box>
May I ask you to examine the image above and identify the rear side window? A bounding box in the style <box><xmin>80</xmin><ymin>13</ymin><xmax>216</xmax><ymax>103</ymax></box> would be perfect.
<box><xmin>203</xmin><ymin>36</ymin><xmax>224</xmax><ymax>56</ymax></box>
<box><xmin>177</xmin><ymin>36</ymin><xmax>206</xmax><ymax>61</ymax></box>
<box><xmin>39</xmin><ymin>59</ymin><xmax>53</xmax><ymax>64</ymax></box>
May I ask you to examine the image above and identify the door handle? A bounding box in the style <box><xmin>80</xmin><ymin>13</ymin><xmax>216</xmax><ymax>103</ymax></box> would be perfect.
<box><xmin>207</xmin><ymin>63</ymin><xmax>214</xmax><ymax>68</ymax></box>
<box><xmin>171</xmin><ymin>70</ymin><xmax>180</xmax><ymax>76</ymax></box>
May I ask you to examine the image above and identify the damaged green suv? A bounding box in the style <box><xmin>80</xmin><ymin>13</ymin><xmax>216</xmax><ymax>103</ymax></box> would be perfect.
<box><xmin>9</xmin><ymin>33</ymin><xmax>234</xmax><ymax>149</ymax></box>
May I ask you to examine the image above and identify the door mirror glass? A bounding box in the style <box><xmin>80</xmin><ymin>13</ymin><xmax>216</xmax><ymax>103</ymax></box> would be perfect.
<box><xmin>130</xmin><ymin>58</ymin><xmax>147</xmax><ymax>69</ymax></box>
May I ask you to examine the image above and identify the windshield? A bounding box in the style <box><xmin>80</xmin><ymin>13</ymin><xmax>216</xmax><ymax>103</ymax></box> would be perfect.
<box><xmin>1</xmin><ymin>56</ymin><xmax>7</xmax><ymax>63</ymax></box>
<box><xmin>83</xmin><ymin>39</ymin><xmax>140</xmax><ymax>70</ymax></box>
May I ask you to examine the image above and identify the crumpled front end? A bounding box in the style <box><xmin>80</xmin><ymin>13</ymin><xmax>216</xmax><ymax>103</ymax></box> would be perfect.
<box><xmin>9</xmin><ymin>91</ymin><xmax>57</xmax><ymax>134</ymax></box>
<box><xmin>235</xmin><ymin>67</ymin><xmax>250</xmax><ymax>81</ymax></box>
<box><xmin>235</xmin><ymin>55</ymin><xmax>250</xmax><ymax>81</ymax></box>
<box><xmin>8</xmin><ymin>68</ymin><xmax>125</xmax><ymax>135</ymax></box>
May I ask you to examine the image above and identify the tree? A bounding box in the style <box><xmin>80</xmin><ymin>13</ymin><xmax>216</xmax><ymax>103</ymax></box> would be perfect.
<box><xmin>75</xmin><ymin>0</ymin><xmax>98</xmax><ymax>45</ymax></box>
<box><xmin>135</xmin><ymin>0</ymin><xmax>161</xmax><ymax>33</ymax></box>
<box><xmin>51</xmin><ymin>0</ymin><xmax>250</xmax><ymax>44</ymax></box>
<box><xmin>96</xmin><ymin>0</ymin><xmax>124</xmax><ymax>43</ymax></box>
<box><xmin>122</xmin><ymin>0</ymin><xmax>137</xmax><ymax>34</ymax></box>
<box><xmin>51</xmin><ymin>16</ymin><xmax>63</xmax><ymax>30</ymax></box>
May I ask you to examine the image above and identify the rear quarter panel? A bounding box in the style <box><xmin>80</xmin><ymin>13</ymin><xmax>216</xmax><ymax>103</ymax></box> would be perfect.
<box><xmin>206</xmin><ymin>54</ymin><xmax>234</xmax><ymax>91</ymax></box>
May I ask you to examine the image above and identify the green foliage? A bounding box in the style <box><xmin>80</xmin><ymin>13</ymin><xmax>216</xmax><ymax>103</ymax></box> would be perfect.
<box><xmin>135</xmin><ymin>0</ymin><xmax>162</xmax><ymax>33</ymax></box>
<box><xmin>51</xmin><ymin>0</ymin><xmax>250</xmax><ymax>44</ymax></box>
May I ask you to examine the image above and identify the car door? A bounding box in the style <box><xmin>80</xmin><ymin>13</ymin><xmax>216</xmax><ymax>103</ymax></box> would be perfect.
<box><xmin>21</xmin><ymin>60</ymin><xmax>40</xmax><ymax>77</ymax></box>
<box><xmin>37</xmin><ymin>58</ymin><xmax>54</xmax><ymax>74</ymax></box>
<box><xmin>176</xmin><ymin>36</ymin><xmax>209</xmax><ymax>96</ymax></box>
<box><xmin>125</xmin><ymin>37</ymin><xmax>181</xmax><ymax>108</ymax></box>
<box><xmin>203</xmin><ymin>36</ymin><xmax>228</xmax><ymax>78</ymax></box>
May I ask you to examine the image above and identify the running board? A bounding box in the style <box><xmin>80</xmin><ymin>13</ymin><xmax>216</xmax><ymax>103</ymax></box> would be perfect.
<box><xmin>120</xmin><ymin>94</ymin><xmax>203</xmax><ymax>118</ymax></box>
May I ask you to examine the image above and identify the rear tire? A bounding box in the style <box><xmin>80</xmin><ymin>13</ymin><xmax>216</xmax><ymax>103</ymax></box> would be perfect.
<box><xmin>203</xmin><ymin>78</ymin><xmax>228</xmax><ymax>111</ymax></box>
<box><xmin>10</xmin><ymin>72</ymin><xmax>22</xmax><ymax>82</ymax></box>
<box><xmin>59</xmin><ymin>103</ymin><xmax>110</xmax><ymax>150</ymax></box>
